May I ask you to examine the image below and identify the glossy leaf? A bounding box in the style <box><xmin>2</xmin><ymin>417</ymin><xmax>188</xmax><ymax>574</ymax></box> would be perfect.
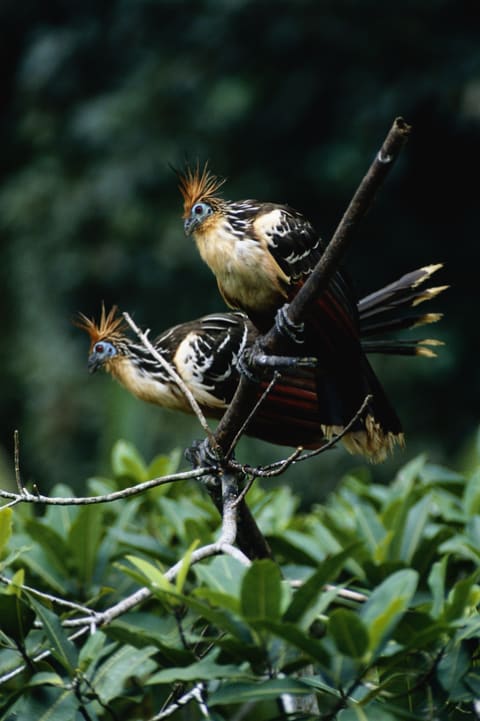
<box><xmin>328</xmin><ymin>608</ymin><xmax>369</xmax><ymax>658</ymax></box>
<box><xmin>257</xmin><ymin>619</ymin><xmax>330</xmax><ymax>666</ymax></box>
<box><xmin>111</xmin><ymin>439</ymin><xmax>148</xmax><ymax>482</ymax></box>
<box><xmin>147</xmin><ymin>649</ymin><xmax>252</xmax><ymax>684</ymax></box>
<box><xmin>0</xmin><ymin>593</ymin><xmax>35</xmax><ymax>646</ymax></box>
<box><xmin>361</xmin><ymin>569</ymin><xmax>418</xmax><ymax>656</ymax></box>
<box><xmin>0</xmin><ymin>508</ymin><xmax>12</xmax><ymax>555</ymax></box>
<box><xmin>92</xmin><ymin>644</ymin><xmax>158</xmax><ymax>703</ymax></box>
<box><xmin>283</xmin><ymin>546</ymin><xmax>359</xmax><ymax>623</ymax></box>
<box><xmin>240</xmin><ymin>559</ymin><xmax>282</xmax><ymax>620</ymax></box>
<box><xmin>125</xmin><ymin>554</ymin><xmax>176</xmax><ymax>594</ymax></box>
<box><xmin>209</xmin><ymin>678</ymin><xmax>312</xmax><ymax>706</ymax></box>
<box><xmin>68</xmin><ymin>504</ymin><xmax>104</xmax><ymax>586</ymax></box>
<box><xmin>26</xmin><ymin>595</ymin><xmax>78</xmax><ymax>675</ymax></box>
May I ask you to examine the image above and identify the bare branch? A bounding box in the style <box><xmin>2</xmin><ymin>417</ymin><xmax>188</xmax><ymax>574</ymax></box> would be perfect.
<box><xmin>149</xmin><ymin>682</ymin><xmax>210</xmax><ymax>720</ymax></box>
<box><xmin>0</xmin><ymin>574</ymin><xmax>97</xmax><ymax>618</ymax></box>
<box><xmin>283</xmin><ymin>117</ymin><xmax>412</xmax><ymax>332</ymax></box>
<box><xmin>13</xmin><ymin>430</ymin><xmax>24</xmax><ymax>494</ymax></box>
<box><xmin>0</xmin><ymin>467</ymin><xmax>210</xmax><ymax>506</ymax></box>
<box><xmin>231</xmin><ymin>394</ymin><xmax>371</xmax><ymax>479</ymax></box>
<box><xmin>213</xmin><ymin>118</ymin><xmax>411</xmax><ymax>457</ymax></box>
<box><xmin>0</xmin><ymin>627</ymin><xmax>89</xmax><ymax>686</ymax></box>
<box><xmin>226</xmin><ymin>370</ymin><xmax>280</xmax><ymax>458</ymax></box>
<box><xmin>60</xmin><ymin>473</ymin><xmax>251</xmax><ymax>631</ymax></box>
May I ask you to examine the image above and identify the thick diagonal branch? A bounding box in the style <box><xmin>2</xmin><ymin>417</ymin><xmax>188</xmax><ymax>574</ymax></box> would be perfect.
<box><xmin>214</xmin><ymin>117</ymin><xmax>411</xmax><ymax>454</ymax></box>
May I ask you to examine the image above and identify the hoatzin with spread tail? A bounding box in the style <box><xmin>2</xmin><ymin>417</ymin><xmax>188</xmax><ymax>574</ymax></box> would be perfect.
<box><xmin>77</xmin><ymin>265</ymin><xmax>446</xmax><ymax>458</ymax></box>
<box><xmin>178</xmin><ymin>165</ymin><xmax>446</xmax><ymax>461</ymax></box>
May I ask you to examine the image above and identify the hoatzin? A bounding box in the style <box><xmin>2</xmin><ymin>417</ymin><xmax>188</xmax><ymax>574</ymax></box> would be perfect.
<box><xmin>179</xmin><ymin>165</ymin><xmax>446</xmax><ymax>460</ymax></box>
<box><xmin>77</xmin><ymin>265</ymin><xmax>445</xmax><ymax>459</ymax></box>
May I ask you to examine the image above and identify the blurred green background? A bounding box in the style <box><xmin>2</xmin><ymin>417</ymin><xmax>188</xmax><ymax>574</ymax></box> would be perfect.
<box><xmin>0</xmin><ymin>0</ymin><xmax>477</xmax><ymax>501</ymax></box>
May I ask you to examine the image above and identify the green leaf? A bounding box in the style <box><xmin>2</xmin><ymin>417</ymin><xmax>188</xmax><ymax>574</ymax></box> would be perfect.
<box><xmin>78</xmin><ymin>629</ymin><xmax>107</xmax><ymax>671</ymax></box>
<box><xmin>328</xmin><ymin>608</ymin><xmax>369</xmax><ymax>658</ymax></box>
<box><xmin>194</xmin><ymin>554</ymin><xmax>247</xmax><ymax>598</ymax></box>
<box><xmin>125</xmin><ymin>554</ymin><xmax>176</xmax><ymax>594</ymax></box>
<box><xmin>42</xmin><ymin>485</ymin><xmax>79</xmax><ymax>538</ymax></box>
<box><xmin>395</xmin><ymin>454</ymin><xmax>427</xmax><ymax>487</ymax></box>
<box><xmin>209</xmin><ymin>678</ymin><xmax>312</xmax><ymax>706</ymax></box>
<box><xmin>0</xmin><ymin>593</ymin><xmax>35</xmax><ymax>645</ymax></box>
<box><xmin>283</xmin><ymin>547</ymin><xmax>358</xmax><ymax>623</ymax></box>
<box><xmin>2</xmin><ymin>686</ymin><xmax>78</xmax><ymax>721</ymax></box>
<box><xmin>26</xmin><ymin>595</ymin><xmax>78</xmax><ymax>674</ymax></box>
<box><xmin>111</xmin><ymin>439</ymin><xmax>148</xmax><ymax>482</ymax></box>
<box><xmin>14</xmin><ymin>541</ymin><xmax>66</xmax><ymax>594</ymax></box>
<box><xmin>437</xmin><ymin>642</ymin><xmax>471</xmax><ymax>700</ymax></box>
<box><xmin>178</xmin><ymin>593</ymin><xmax>252</xmax><ymax>642</ymax></box>
<box><xmin>23</xmin><ymin>520</ymin><xmax>68</xmax><ymax>574</ymax></box>
<box><xmin>147</xmin><ymin>447</ymin><xmax>181</xmax><ymax>478</ymax></box>
<box><xmin>398</xmin><ymin>495</ymin><xmax>432</xmax><ymax>562</ymax></box>
<box><xmin>176</xmin><ymin>538</ymin><xmax>200</xmax><ymax>593</ymax></box>
<box><xmin>147</xmin><ymin>648</ymin><xmax>252</xmax><ymax>684</ymax></box>
<box><xmin>444</xmin><ymin>572</ymin><xmax>480</xmax><ymax>622</ymax></box>
<box><xmin>0</xmin><ymin>507</ymin><xmax>13</xmax><ymax>554</ymax></box>
<box><xmin>464</xmin><ymin>469</ymin><xmax>480</xmax><ymax>515</ymax></box>
<box><xmin>257</xmin><ymin>620</ymin><xmax>330</xmax><ymax>666</ymax></box>
<box><xmin>240</xmin><ymin>559</ymin><xmax>282</xmax><ymax>620</ymax></box>
<box><xmin>428</xmin><ymin>555</ymin><xmax>448</xmax><ymax>618</ymax></box>
<box><xmin>27</xmin><ymin>671</ymin><xmax>66</xmax><ymax>687</ymax></box>
<box><xmin>361</xmin><ymin>569</ymin><xmax>418</xmax><ymax>657</ymax></box>
<box><xmin>5</xmin><ymin>568</ymin><xmax>25</xmax><ymax>596</ymax></box>
<box><xmin>68</xmin><ymin>504</ymin><xmax>103</xmax><ymax>586</ymax></box>
<box><xmin>91</xmin><ymin>643</ymin><xmax>158</xmax><ymax>703</ymax></box>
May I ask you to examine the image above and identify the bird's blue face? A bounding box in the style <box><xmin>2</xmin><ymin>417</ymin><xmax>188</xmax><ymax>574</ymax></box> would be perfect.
<box><xmin>184</xmin><ymin>201</ymin><xmax>213</xmax><ymax>235</ymax></box>
<box><xmin>88</xmin><ymin>341</ymin><xmax>117</xmax><ymax>374</ymax></box>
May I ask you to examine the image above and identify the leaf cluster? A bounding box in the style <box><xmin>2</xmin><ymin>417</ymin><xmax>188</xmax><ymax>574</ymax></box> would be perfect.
<box><xmin>0</xmin><ymin>443</ymin><xmax>479</xmax><ymax>719</ymax></box>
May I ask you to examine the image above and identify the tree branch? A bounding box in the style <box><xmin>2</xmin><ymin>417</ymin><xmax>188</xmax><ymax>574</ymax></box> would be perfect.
<box><xmin>213</xmin><ymin>117</ymin><xmax>411</xmax><ymax>455</ymax></box>
<box><xmin>0</xmin><ymin>466</ymin><xmax>210</xmax><ymax>507</ymax></box>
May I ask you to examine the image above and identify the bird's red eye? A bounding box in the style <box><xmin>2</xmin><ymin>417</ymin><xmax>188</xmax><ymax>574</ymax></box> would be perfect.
<box><xmin>194</xmin><ymin>204</ymin><xmax>204</xmax><ymax>215</ymax></box>
<box><xmin>96</xmin><ymin>343</ymin><xmax>104</xmax><ymax>353</ymax></box>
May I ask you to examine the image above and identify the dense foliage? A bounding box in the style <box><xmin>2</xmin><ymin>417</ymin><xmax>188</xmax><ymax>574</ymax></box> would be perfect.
<box><xmin>0</xmin><ymin>0</ymin><xmax>477</xmax><ymax>491</ymax></box>
<box><xmin>1</xmin><ymin>442</ymin><xmax>479</xmax><ymax>719</ymax></box>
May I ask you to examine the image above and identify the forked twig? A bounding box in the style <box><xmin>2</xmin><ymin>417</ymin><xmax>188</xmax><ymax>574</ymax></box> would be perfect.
<box><xmin>226</xmin><ymin>371</ymin><xmax>281</xmax><ymax>458</ymax></box>
<box><xmin>0</xmin><ymin>467</ymin><xmax>210</xmax><ymax>506</ymax></box>
<box><xmin>233</xmin><ymin>395</ymin><xmax>372</xmax><ymax>479</ymax></box>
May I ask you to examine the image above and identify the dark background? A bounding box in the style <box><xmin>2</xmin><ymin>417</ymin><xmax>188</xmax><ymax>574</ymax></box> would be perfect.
<box><xmin>0</xmin><ymin>0</ymin><xmax>477</xmax><ymax>501</ymax></box>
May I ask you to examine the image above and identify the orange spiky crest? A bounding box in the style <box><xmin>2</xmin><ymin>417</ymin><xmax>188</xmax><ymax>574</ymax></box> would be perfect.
<box><xmin>75</xmin><ymin>304</ymin><xmax>127</xmax><ymax>350</ymax></box>
<box><xmin>177</xmin><ymin>162</ymin><xmax>226</xmax><ymax>218</ymax></box>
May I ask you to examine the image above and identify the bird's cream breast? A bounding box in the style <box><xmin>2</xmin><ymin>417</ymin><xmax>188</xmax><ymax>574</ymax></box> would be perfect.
<box><xmin>194</xmin><ymin>224</ymin><xmax>287</xmax><ymax>312</ymax></box>
<box><xmin>108</xmin><ymin>357</ymin><xmax>189</xmax><ymax>410</ymax></box>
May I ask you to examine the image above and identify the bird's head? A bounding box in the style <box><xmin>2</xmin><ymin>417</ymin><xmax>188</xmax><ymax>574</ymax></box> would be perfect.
<box><xmin>75</xmin><ymin>305</ymin><xmax>127</xmax><ymax>374</ymax></box>
<box><xmin>87</xmin><ymin>340</ymin><xmax>118</xmax><ymax>374</ymax></box>
<box><xmin>177</xmin><ymin>163</ymin><xmax>226</xmax><ymax>236</ymax></box>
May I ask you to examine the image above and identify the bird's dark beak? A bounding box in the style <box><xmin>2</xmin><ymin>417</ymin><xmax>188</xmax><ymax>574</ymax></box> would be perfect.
<box><xmin>87</xmin><ymin>352</ymin><xmax>102</xmax><ymax>374</ymax></box>
<box><xmin>184</xmin><ymin>217</ymin><xmax>194</xmax><ymax>236</ymax></box>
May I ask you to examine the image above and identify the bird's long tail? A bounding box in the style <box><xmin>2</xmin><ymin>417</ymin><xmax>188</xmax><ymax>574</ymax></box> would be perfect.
<box><xmin>254</xmin><ymin>264</ymin><xmax>447</xmax><ymax>461</ymax></box>
<box><xmin>359</xmin><ymin>263</ymin><xmax>448</xmax><ymax>357</ymax></box>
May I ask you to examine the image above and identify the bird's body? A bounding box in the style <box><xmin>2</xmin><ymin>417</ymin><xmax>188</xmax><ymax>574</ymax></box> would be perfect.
<box><xmin>179</xmin><ymin>166</ymin><xmax>393</xmax><ymax>458</ymax></box>
<box><xmin>192</xmin><ymin>200</ymin><xmax>318</xmax><ymax>326</ymax></box>
<box><xmin>178</xmin><ymin>166</ymin><xmax>447</xmax><ymax>460</ymax></box>
<box><xmin>78</xmin><ymin>264</ymin><xmax>446</xmax><ymax>458</ymax></box>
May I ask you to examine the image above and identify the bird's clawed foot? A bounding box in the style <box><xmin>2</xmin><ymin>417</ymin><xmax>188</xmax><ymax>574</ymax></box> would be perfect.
<box><xmin>238</xmin><ymin>337</ymin><xmax>317</xmax><ymax>383</ymax></box>
<box><xmin>185</xmin><ymin>438</ymin><xmax>223</xmax><ymax>470</ymax></box>
<box><xmin>275</xmin><ymin>303</ymin><xmax>305</xmax><ymax>345</ymax></box>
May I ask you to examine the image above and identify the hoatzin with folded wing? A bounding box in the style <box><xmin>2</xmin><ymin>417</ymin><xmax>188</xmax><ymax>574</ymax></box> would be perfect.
<box><xmin>178</xmin><ymin>165</ymin><xmax>446</xmax><ymax>461</ymax></box>
<box><xmin>77</xmin><ymin>265</ymin><xmax>446</xmax><ymax>457</ymax></box>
